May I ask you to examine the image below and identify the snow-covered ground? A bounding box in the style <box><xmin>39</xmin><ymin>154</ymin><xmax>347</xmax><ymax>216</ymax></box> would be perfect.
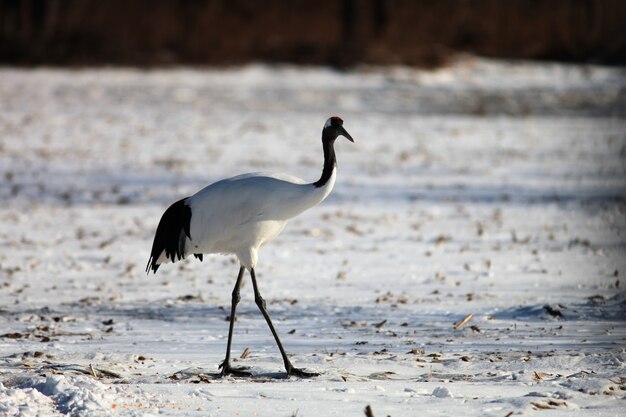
<box><xmin>1</xmin><ymin>58</ymin><xmax>625</xmax><ymax>416</ymax></box>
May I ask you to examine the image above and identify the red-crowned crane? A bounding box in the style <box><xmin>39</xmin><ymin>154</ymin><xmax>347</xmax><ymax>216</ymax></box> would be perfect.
<box><xmin>146</xmin><ymin>117</ymin><xmax>354</xmax><ymax>377</ymax></box>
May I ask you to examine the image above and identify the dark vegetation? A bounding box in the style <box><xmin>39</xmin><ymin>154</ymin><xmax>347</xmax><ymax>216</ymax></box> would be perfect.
<box><xmin>1</xmin><ymin>0</ymin><xmax>625</xmax><ymax>67</ymax></box>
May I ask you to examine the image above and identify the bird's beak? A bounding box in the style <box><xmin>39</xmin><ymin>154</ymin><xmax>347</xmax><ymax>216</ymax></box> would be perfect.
<box><xmin>340</xmin><ymin>126</ymin><xmax>355</xmax><ymax>142</ymax></box>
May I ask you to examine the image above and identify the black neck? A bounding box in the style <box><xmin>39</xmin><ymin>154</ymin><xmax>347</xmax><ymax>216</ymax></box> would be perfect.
<box><xmin>314</xmin><ymin>135</ymin><xmax>337</xmax><ymax>188</ymax></box>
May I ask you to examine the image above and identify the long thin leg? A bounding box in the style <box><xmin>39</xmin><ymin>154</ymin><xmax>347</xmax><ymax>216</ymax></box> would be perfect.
<box><xmin>249</xmin><ymin>268</ymin><xmax>319</xmax><ymax>377</ymax></box>
<box><xmin>219</xmin><ymin>266</ymin><xmax>250</xmax><ymax>376</ymax></box>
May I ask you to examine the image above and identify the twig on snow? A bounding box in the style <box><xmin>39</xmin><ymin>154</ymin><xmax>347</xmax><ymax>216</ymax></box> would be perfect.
<box><xmin>454</xmin><ymin>313</ymin><xmax>474</xmax><ymax>330</ymax></box>
<box><xmin>240</xmin><ymin>347</ymin><xmax>251</xmax><ymax>359</ymax></box>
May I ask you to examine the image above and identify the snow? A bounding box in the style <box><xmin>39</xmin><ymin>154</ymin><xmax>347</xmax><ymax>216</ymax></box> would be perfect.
<box><xmin>431</xmin><ymin>386</ymin><xmax>452</xmax><ymax>398</ymax></box>
<box><xmin>1</xmin><ymin>57</ymin><xmax>625</xmax><ymax>416</ymax></box>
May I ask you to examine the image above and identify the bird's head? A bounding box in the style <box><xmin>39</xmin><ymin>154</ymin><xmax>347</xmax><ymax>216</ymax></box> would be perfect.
<box><xmin>323</xmin><ymin>116</ymin><xmax>354</xmax><ymax>143</ymax></box>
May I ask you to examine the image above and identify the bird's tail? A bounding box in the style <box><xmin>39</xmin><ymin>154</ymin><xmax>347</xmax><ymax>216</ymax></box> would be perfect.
<box><xmin>146</xmin><ymin>197</ymin><xmax>192</xmax><ymax>274</ymax></box>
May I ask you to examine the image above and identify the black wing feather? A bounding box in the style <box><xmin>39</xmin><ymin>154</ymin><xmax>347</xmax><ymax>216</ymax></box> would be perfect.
<box><xmin>146</xmin><ymin>197</ymin><xmax>192</xmax><ymax>274</ymax></box>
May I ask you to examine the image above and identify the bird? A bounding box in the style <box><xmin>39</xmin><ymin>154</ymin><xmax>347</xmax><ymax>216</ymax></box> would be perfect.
<box><xmin>146</xmin><ymin>116</ymin><xmax>354</xmax><ymax>377</ymax></box>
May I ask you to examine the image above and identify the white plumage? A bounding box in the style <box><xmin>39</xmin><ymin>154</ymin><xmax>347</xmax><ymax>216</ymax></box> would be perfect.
<box><xmin>146</xmin><ymin>116</ymin><xmax>354</xmax><ymax>378</ymax></box>
<box><xmin>157</xmin><ymin>170</ymin><xmax>336</xmax><ymax>269</ymax></box>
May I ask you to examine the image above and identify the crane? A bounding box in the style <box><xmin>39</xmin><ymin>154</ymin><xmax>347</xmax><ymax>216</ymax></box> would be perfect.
<box><xmin>146</xmin><ymin>116</ymin><xmax>354</xmax><ymax>377</ymax></box>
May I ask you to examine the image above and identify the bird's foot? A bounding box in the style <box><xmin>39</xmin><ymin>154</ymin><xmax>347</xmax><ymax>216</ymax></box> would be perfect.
<box><xmin>286</xmin><ymin>364</ymin><xmax>320</xmax><ymax>378</ymax></box>
<box><xmin>219</xmin><ymin>361</ymin><xmax>251</xmax><ymax>377</ymax></box>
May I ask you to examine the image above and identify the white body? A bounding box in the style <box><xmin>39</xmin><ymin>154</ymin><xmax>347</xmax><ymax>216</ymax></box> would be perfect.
<box><xmin>157</xmin><ymin>168</ymin><xmax>336</xmax><ymax>269</ymax></box>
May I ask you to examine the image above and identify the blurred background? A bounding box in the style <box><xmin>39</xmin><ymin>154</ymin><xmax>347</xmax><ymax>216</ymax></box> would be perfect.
<box><xmin>1</xmin><ymin>0</ymin><xmax>625</xmax><ymax>67</ymax></box>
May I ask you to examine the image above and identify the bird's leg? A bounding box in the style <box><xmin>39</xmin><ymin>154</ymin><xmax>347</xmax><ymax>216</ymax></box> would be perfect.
<box><xmin>249</xmin><ymin>268</ymin><xmax>319</xmax><ymax>378</ymax></box>
<box><xmin>219</xmin><ymin>266</ymin><xmax>251</xmax><ymax>377</ymax></box>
